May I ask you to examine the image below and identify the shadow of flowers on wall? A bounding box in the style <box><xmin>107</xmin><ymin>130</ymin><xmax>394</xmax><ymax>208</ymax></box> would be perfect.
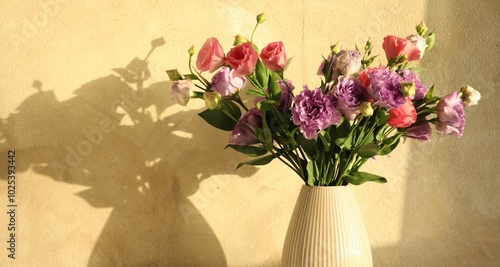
<box><xmin>0</xmin><ymin>38</ymin><xmax>257</xmax><ymax>266</ymax></box>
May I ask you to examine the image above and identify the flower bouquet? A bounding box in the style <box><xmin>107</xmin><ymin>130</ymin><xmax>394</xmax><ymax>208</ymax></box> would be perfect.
<box><xmin>167</xmin><ymin>13</ymin><xmax>480</xmax><ymax>187</ymax></box>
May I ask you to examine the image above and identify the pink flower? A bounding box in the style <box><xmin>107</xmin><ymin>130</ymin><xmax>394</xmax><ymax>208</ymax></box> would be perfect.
<box><xmin>387</xmin><ymin>98</ymin><xmax>417</xmax><ymax>128</ymax></box>
<box><xmin>229</xmin><ymin>107</ymin><xmax>262</xmax><ymax>146</ymax></box>
<box><xmin>260</xmin><ymin>41</ymin><xmax>286</xmax><ymax>71</ymax></box>
<box><xmin>436</xmin><ymin>91</ymin><xmax>466</xmax><ymax>137</ymax></box>
<box><xmin>382</xmin><ymin>35</ymin><xmax>420</xmax><ymax>62</ymax></box>
<box><xmin>196</xmin><ymin>37</ymin><xmax>225</xmax><ymax>73</ymax></box>
<box><xmin>226</xmin><ymin>42</ymin><xmax>258</xmax><ymax>77</ymax></box>
<box><xmin>171</xmin><ymin>80</ymin><xmax>194</xmax><ymax>106</ymax></box>
<box><xmin>406</xmin><ymin>34</ymin><xmax>428</xmax><ymax>59</ymax></box>
<box><xmin>210</xmin><ymin>67</ymin><xmax>247</xmax><ymax>97</ymax></box>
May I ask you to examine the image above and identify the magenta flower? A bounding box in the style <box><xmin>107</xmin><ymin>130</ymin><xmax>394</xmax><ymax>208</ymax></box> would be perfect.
<box><xmin>210</xmin><ymin>67</ymin><xmax>247</xmax><ymax>97</ymax></box>
<box><xmin>292</xmin><ymin>87</ymin><xmax>341</xmax><ymax>139</ymax></box>
<box><xmin>436</xmin><ymin>91</ymin><xmax>466</xmax><ymax>137</ymax></box>
<box><xmin>404</xmin><ymin>121</ymin><xmax>431</xmax><ymax>142</ymax></box>
<box><xmin>229</xmin><ymin>107</ymin><xmax>262</xmax><ymax>146</ymax></box>
<box><xmin>399</xmin><ymin>69</ymin><xmax>428</xmax><ymax>100</ymax></box>
<box><xmin>331</xmin><ymin>76</ymin><xmax>365</xmax><ymax>120</ymax></box>
<box><xmin>366</xmin><ymin>68</ymin><xmax>405</xmax><ymax>108</ymax></box>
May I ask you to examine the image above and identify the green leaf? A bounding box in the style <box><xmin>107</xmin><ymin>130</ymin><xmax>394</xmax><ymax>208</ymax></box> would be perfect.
<box><xmin>226</xmin><ymin>145</ymin><xmax>268</xmax><ymax>157</ymax></box>
<box><xmin>255</xmin><ymin>60</ymin><xmax>268</xmax><ymax>88</ymax></box>
<box><xmin>425</xmin><ymin>32</ymin><xmax>436</xmax><ymax>51</ymax></box>
<box><xmin>183</xmin><ymin>73</ymin><xmax>199</xmax><ymax>80</ymax></box>
<box><xmin>246</xmin><ymin>89</ymin><xmax>267</xmax><ymax>97</ymax></box>
<box><xmin>256</xmin><ymin>100</ymin><xmax>277</xmax><ymax>111</ymax></box>
<box><xmin>222</xmin><ymin>99</ymin><xmax>242</xmax><ymax>119</ymax></box>
<box><xmin>318</xmin><ymin>130</ymin><xmax>331</xmax><ymax>151</ymax></box>
<box><xmin>260</xmin><ymin>110</ymin><xmax>273</xmax><ymax>148</ymax></box>
<box><xmin>335</xmin><ymin>135</ymin><xmax>353</xmax><ymax>150</ymax></box>
<box><xmin>375</xmin><ymin>125</ymin><xmax>388</xmax><ymax>141</ymax></box>
<box><xmin>357</xmin><ymin>143</ymin><xmax>379</xmax><ymax>158</ymax></box>
<box><xmin>268</xmin><ymin>75</ymin><xmax>282</xmax><ymax>102</ymax></box>
<box><xmin>166</xmin><ymin>69</ymin><xmax>183</xmax><ymax>81</ymax></box>
<box><xmin>306</xmin><ymin>161</ymin><xmax>319</xmax><ymax>186</ymax></box>
<box><xmin>236</xmin><ymin>154</ymin><xmax>275</xmax><ymax>169</ymax></box>
<box><xmin>378</xmin><ymin>137</ymin><xmax>400</xmax><ymax>155</ymax></box>
<box><xmin>375</xmin><ymin>108</ymin><xmax>389</xmax><ymax>126</ymax></box>
<box><xmin>296</xmin><ymin>133</ymin><xmax>319</xmax><ymax>160</ymax></box>
<box><xmin>382</xmin><ymin>134</ymin><xmax>401</xmax><ymax>145</ymax></box>
<box><xmin>424</xmin><ymin>84</ymin><xmax>435</xmax><ymax>101</ymax></box>
<box><xmin>198</xmin><ymin>109</ymin><xmax>236</xmax><ymax>131</ymax></box>
<box><xmin>409</xmin><ymin>67</ymin><xmax>427</xmax><ymax>73</ymax></box>
<box><xmin>344</xmin><ymin>171</ymin><xmax>387</xmax><ymax>185</ymax></box>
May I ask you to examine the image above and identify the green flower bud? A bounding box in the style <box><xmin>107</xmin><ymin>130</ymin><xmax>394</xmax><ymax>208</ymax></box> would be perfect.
<box><xmin>256</xmin><ymin>13</ymin><xmax>266</xmax><ymax>24</ymax></box>
<box><xmin>359</xmin><ymin>101</ymin><xmax>373</xmax><ymax>117</ymax></box>
<box><xmin>204</xmin><ymin>92</ymin><xmax>222</xmax><ymax>110</ymax></box>
<box><xmin>188</xmin><ymin>45</ymin><xmax>195</xmax><ymax>56</ymax></box>
<box><xmin>330</xmin><ymin>43</ymin><xmax>340</xmax><ymax>55</ymax></box>
<box><xmin>233</xmin><ymin>35</ymin><xmax>248</xmax><ymax>46</ymax></box>
<box><xmin>400</xmin><ymin>82</ymin><xmax>416</xmax><ymax>97</ymax></box>
<box><xmin>416</xmin><ymin>21</ymin><xmax>428</xmax><ymax>36</ymax></box>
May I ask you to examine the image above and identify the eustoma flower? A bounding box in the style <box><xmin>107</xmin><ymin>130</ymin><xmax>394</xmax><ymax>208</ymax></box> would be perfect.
<box><xmin>331</xmin><ymin>76</ymin><xmax>364</xmax><ymax>120</ymax></box>
<box><xmin>260</xmin><ymin>41</ymin><xmax>286</xmax><ymax>71</ymax></box>
<box><xmin>406</xmin><ymin>34</ymin><xmax>428</xmax><ymax>59</ymax></box>
<box><xmin>210</xmin><ymin>67</ymin><xmax>247</xmax><ymax>97</ymax></box>
<box><xmin>436</xmin><ymin>91</ymin><xmax>466</xmax><ymax>137</ymax></box>
<box><xmin>366</xmin><ymin>68</ymin><xmax>406</xmax><ymax>108</ymax></box>
<box><xmin>387</xmin><ymin>98</ymin><xmax>417</xmax><ymax>128</ymax></box>
<box><xmin>382</xmin><ymin>35</ymin><xmax>420</xmax><ymax>61</ymax></box>
<box><xmin>226</xmin><ymin>42</ymin><xmax>258</xmax><ymax>77</ymax></box>
<box><xmin>292</xmin><ymin>87</ymin><xmax>341</xmax><ymax>139</ymax></box>
<box><xmin>335</xmin><ymin>50</ymin><xmax>362</xmax><ymax>76</ymax></box>
<box><xmin>171</xmin><ymin>79</ymin><xmax>194</xmax><ymax>106</ymax></box>
<box><xmin>404</xmin><ymin>121</ymin><xmax>431</xmax><ymax>142</ymax></box>
<box><xmin>196</xmin><ymin>37</ymin><xmax>225</xmax><ymax>72</ymax></box>
<box><xmin>229</xmin><ymin>107</ymin><xmax>262</xmax><ymax>146</ymax></box>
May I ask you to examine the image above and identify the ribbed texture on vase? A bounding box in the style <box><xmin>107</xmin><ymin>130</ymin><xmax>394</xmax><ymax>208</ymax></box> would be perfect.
<box><xmin>282</xmin><ymin>185</ymin><xmax>372</xmax><ymax>267</ymax></box>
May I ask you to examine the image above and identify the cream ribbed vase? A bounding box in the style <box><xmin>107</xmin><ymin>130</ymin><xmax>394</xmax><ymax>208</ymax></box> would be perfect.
<box><xmin>282</xmin><ymin>185</ymin><xmax>372</xmax><ymax>267</ymax></box>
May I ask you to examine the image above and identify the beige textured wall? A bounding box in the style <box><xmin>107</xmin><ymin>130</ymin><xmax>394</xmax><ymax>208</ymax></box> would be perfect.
<box><xmin>0</xmin><ymin>0</ymin><xmax>498</xmax><ymax>266</ymax></box>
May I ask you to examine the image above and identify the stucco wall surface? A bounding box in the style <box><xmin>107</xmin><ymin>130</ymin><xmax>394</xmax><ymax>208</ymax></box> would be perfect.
<box><xmin>0</xmin><ymin>0</ymin><xmax>498</xmax><ymax>266</ymax></box>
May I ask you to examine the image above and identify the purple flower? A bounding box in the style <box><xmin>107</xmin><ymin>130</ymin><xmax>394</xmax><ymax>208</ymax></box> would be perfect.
<box><xmin>436</xmin><ymin>91</ymin><xmax>466</xmax><ymax>137</ymax></box>
<box><xmin>366</xmin><ymin>68</ymin><xmax>405</xmax><ymax>108</ymax></box>
<box><xmin>210</xmin><ymin>67</ymin><xmax>247</xmax><ymax>97</ymax></box>
<box><xmin>254</xmin><ymin>79</ymin><xmax>295</xmax><ymax>110</ymax></box>
<box><xmin>331</xmin><ymin>76</ymin><xmax>364</xmax><ymax>120</ymax></box>
<box><xmin>399</xmin><ymin>69</ymin><xmax>428</xmax><ymax>100</ymax></box>
<box><xmin>277</xmin><ymin>79</ymin><xmax>295</xmax><ymax>110</ymax></box>
<box><xmin>292</xmin><ymin>87</ymin><xmax>341</xmax><ymax>139</ymax></box>
<box><xmin>229</xmin><ymin>107</ymin><xmax>262</xmax><ymax>146</ymax></box>
<box><xmin>404</xmin><ymin>121</ymin><xmax>432</xmax><ymax>142</ymax></box>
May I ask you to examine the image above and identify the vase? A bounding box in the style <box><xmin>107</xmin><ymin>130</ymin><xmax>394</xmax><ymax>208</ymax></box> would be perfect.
<box><xmin>282</xmin><ymin>185</ymin><xmax>372</xmax><ymax>267</ymax></box>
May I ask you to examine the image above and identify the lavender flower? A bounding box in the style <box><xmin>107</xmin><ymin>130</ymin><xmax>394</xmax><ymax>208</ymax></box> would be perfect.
<box><xmin>292</xmin><ymin>87</ymin><xmax>341</xmax><ymax>139</ymax></box>
<box><xmin>436</xmin><ymin>91</ymin><xmax>466</xmax><ymax>137</ymax></box>
<box><xmin>399</xmin><ymin>69</ymin><xmax>428</xmax><ymax>100</ymax></box>
<box><xmin>331</xmin><ymin>76</ymin><xmax>364</xmax><ymax>120</ymax></box>
<box><xmin>404</xmin><ymin>121</ymin><xmax>432</xmax><ymax>142</ymax></box>
<box><xmin>229</xmin><ymin>107</ymin><xmax>262</xmax><ymax>146</ymax></box>
<box><xmin>366</xmin><ymin>68</ymin><xmax>406</xmax><ymax>108</ymax></box>
<box><xmin>335</xmin><ymin>50</ymin><xmax>362</xmax><ymax>76</ymax></box>
<box><xmin>211</xmin><ymin>67</ymin><xmax>247</xmax><ymax>97</ymax></box>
